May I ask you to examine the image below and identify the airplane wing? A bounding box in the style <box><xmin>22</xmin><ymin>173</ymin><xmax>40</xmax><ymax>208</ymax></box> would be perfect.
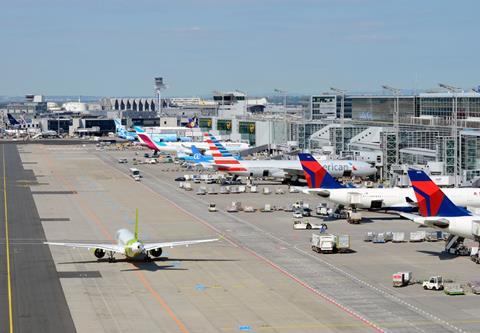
<box><xmin>396</xmin><ymin>213</ymin><xmax>450</xmax><ymax>228</ymax></box>
<box><xmin>143</xmin><ymin>238</ymin><xmax>218</xmax><ymax>252</ymax></box>
<box><xmin>44</xmin><ymin>242</ymin><xmax>125</xmax><ymax>254</ymax></box>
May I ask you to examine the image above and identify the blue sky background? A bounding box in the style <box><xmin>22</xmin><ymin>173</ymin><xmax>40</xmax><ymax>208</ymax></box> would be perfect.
<box><xmin>1</xmin><ymin>0</ymin><xmax>479</xmax><ymax>96</ymax></box>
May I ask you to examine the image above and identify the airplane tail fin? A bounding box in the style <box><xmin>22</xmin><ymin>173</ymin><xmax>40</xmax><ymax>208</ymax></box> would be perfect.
<box><xmin>407</xmin><ymin>169</ymin><xmax>470</xmax><ymax>217</ymax></box>
<box><xmin>191</xmin><ymin>145</ymin><xmax>208</xmax><ymax>162</ymax></box>
<box><xmin>7</xmin><ymin>114</ymin><xmax>19</xmax><ymax>126</ymax></box>
<box><xmin>298</xmin><ymin>153</ymin><xmax>346</xmax><ymax>189</ymax></box>
<box><xmin>204</xmin><ymin>133</ymin><xmax>246</xmax><ymax>171</ymax></box>
<box><xmin>136</xmin><ymin>132</ymin><xmax>160</xmax><ymax>151</ymax></box>
<box><xmin>133</xmin><ymin>126</ymin><xmax>145</xmax><ymax>133</ymax></box>
<box><xmin>134</xmin><ymin>208</ymin><xmax>139</xmax><ymax>240</ymax></box>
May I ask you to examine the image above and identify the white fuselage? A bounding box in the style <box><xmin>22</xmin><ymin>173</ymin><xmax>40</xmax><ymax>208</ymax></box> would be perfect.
<box><xmin>315</xmin><ymin>187</ymin><xmax>480</xmax><ymax>210</ymax></box>
<box><xmin>115</xmin><ymin>229</ymin><xmax>144</xmax><ymax>258</ymax></box>
<box><xmin>213</xmin><ymin>159</ymin><xmax>376</xmax><ymax>178</ymax></box>
<box><xmin>412</xmin><ymin>215</ymin><xmax>478</xmax><ymax>240</ymax></box>
<box><xmin>150</xmin><ymin>141</ymin><xmax>249</xmax><ymax>155</ymax></box>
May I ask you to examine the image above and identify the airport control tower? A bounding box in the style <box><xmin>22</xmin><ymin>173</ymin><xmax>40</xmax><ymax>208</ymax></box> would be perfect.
<box><xmin>154</xmin><ymin>77</ymin><xmax>166</xmax><ymax>117</ymax></box>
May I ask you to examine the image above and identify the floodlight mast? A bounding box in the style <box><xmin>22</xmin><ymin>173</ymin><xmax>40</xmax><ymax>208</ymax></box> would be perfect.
<box><xmin>330</xmin><ymin>87</ymin><xmax>346</xmax><ymax>154</ymax></box>
<box><xmin>439</xmin><ymin>83</ymin><xmax>463</xmax><ymax>187</ymax></box>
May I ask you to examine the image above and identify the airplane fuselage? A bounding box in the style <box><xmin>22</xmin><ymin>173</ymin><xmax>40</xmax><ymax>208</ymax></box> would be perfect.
<box><xmin>214</xmin><ymin>159</ymin><xmax>376</xmax><ymax>179</ymax></box>
<box><xmin>115</xmin><ymin>229</ymin><xmax>144</xmax><ymax>258</ymax></box>
<box><xmin>412</xmin><ymin>215</ymin><xmax>478</xmax><ymax>240</ymax></box>
<box><xmin>317</xmin><ymin>187</ymin><xmax>480</xmax><ymax>211</ymax></box>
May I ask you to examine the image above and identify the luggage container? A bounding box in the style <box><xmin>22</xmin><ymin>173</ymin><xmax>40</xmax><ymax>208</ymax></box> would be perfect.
<box><xmin>409</xmin><ymin>231</ymin><xmax>425</xmax><ymax>242</ymax></box>
<box><xmin>244</xmin><ymin>206</ymin><xmax>256</xmax><ymax>212</ymax></box>
<box><xmin>227</xmin><ymin>201</ymin><xmax>242</xmax><ymax>213</ymax></box>
<box><xmin>196</xmin><ymin>187</ymin><xmax>207</xmax><ymax>195</ymax></box>
<box><xmin>364</xmin><ymin>232</ymin><xmax>376</xmax><ymax>242</ymax></box>
<box><xmin>261</xmin><ymin>204</ymin><xmax>273</xmax><ymax>212</ymax></box>
<box><xmin>184</xmin><ymin>182</ymin><xmax>193</xmax><ymax>191</ymax></box>
<box><xmin>263</xmin><ymin>187</ymin><xmax>271</xmax><ymax>195</ymax></box>
<box><xmin>207</xmin><ymin>187</ymin><xmax>218</xmax><ymax>195</ymax></box>
<box><xmin>311</xmin><ymin>234</ymin><xmax>336</xmax><ymax>253</ymax></box>
<box><xmin>393</xmin><ymin>271</ymin><xmax>412</xmax><ymax>287</ymax></box>
<box><xmin>346</xmin><ymin>210</ymin><xmax>362</xmax><ymax>224</ymax></box>
<box><xmin>392</xmin><ymin>232</ymin><xmax>405</xmax><ymax>243</ymax></box>
<box><xmin>444</xmin><ymin>284</ymin><xmax>465</xmax><ymax>295</ymax></box>
<box><xmin>336</xmin><ymin>235</ymin><xmax>351</xmax><ymax>253</ymax></box>
<box><xmin>220</xmin><ymin>186</ymin><xmax>230</xmax><ymax>194</ymax></box>
<box><xmin>425</xmin><ymin>231</ymin><xmax>439</xmax><ymax>242</ymax></box>
<box><xmin>250</xmin><ymin>185</ymin><xmax>258</xmax><ymax>193</ymax></box>
<box><xmin>373</xmin><ymin>233</ymin><xmax>386</xmax><ymax>243</ymax></box>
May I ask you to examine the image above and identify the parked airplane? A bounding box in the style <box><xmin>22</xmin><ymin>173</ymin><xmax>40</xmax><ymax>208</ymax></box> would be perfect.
<box><xmin>133</xmin><ymin>126</ymin><xmax>191</xmax><ymax>143</ymax></box>
<box><xmin>45</xmin><ymin>209</ymin><xmax>218</xmax><ymax>262</ymax></box>
<box><xmin>7</xmin><ymin>113</ymin><xmax>23</xmax><ymax>127</ymax></box>
<box><xmin>135</xmin><ymin>130</ymin><xmax>249</xmax><ymax>155</ymax></box>
<box><xmin>178</xmin><ymin>145</ymin><xmax>213</xmax><ymax>164</ymax></box>
<box><xmin>400</xmin><ymin>169</ymin><xmax>479</xmax><ymax>242</ymax></box>
<box><xmin>114</xmin><ymin>119</ymin><xmax>137</xmax><ymax>141</ymax></box>
<box><xmin>204</xmin><ymin>134</ymin><xmax>376</xmax><ymax>180</ymax></box>
<box><xmin>298</xmin><ymin>153</ymin><xmax>480</xmax><ymax>212</ymax></box>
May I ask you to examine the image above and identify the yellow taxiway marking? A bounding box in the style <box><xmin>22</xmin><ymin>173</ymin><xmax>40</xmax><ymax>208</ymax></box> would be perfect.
<box><xmin>3</xmin><ymin>145</ymin><xmax>13</xmax><ymax>333</ymax></box>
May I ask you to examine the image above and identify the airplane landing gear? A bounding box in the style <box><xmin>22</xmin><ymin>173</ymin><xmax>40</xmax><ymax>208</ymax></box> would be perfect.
<box><xmin>144</xmin><ymin>254</ymin><xmax>152</xmax><ymax>262</ymax></box>
<box><xmin>107</xmin><ymin>251</ymin><xmax>116</xmax><ymax>263</ymax></box>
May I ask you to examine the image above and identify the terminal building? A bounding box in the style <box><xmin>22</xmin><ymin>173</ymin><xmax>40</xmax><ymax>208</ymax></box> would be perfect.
<box><xmin>4</xmin><ymin>88</ymin><xmax>480</xmax><ymax>185</ymax></box>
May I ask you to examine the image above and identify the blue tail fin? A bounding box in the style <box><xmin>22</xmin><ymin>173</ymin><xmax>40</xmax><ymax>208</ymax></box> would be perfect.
<box><xmin>407</xmin><ymin>169</ymin><xmax>470</xmax><ymax>217</ymax></box>
<box><xmin>191</xmin><ymin>145</ymin><xmax>209</xmax><ymax>162</ymax></box>
<box><xmin>7</xmin><ymin>114</ymin><xmax>19</xmax><ymax>126</ymax></box>
<box><xmin>298</xmin><ymin>153</ymin><xmax>346</xmax><ymax>189</ymax></box>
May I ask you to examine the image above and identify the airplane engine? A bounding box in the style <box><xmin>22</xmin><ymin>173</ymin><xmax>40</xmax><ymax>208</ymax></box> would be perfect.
<box><xmin>270</xmin><ymin>170</ymin><xmax>286</xmax><ymax>179</ymax></box>
<box><xmin>94</xmin><ymin>248</ymin><xmax>106</xmax><ymax>259</ymax></box>
<box><xmin>149</xmin><ymin>248</ymin><xmax>162</xmax><ymax>257</ymax></box>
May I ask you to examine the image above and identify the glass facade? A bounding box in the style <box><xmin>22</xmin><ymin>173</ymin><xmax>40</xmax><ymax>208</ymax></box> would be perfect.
<box><xmin>199</xmin><ymin>118</ymin><xmax>212</xmax><ymax>130</ymax></box>
<box><xmin>351</xmin><ymin>97</ymin><xmax>415</xmax><ymax>123</ymax></box>
<box><xmin>239</xmin><ymin>121</ymin><xmax>256</xmax><ymax>145</ymax></box>
<box><xmin>48</xmin><ymin>119</ymin><xmax>72</xmax><ymax>133</ymax></box>
<box><xmin>419</xmin><ymin>96</ymin><xmax>480</xmax><ymax>119</ymax></box>
<box><xmin>217</xmin><ymin>119</ymin><xmax>233</xmax><ymax>133</ymax></box>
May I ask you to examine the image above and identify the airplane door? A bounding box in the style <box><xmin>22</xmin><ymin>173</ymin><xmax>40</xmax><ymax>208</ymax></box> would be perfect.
<box><xmin>347</xmin><ymin>192</ymin><xmax>362</xmax><ymax>206</ymax></box>
<box><xmin>262</xmin><ymin>170</ymin><xmax>270</xmax><ymax>177</ymax></box>
<box><xmin>343</xmin><ymin>170</ymin><xmax>352</xmax><ymax>177</ymax></box>
<box><xmin>370</xmin><ymin>200</ymin><xmax>383</xmax><ymax>209</ymax></box>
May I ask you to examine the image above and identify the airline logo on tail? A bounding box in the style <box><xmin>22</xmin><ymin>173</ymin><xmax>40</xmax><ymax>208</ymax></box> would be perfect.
<box><xmin>205</xmin><ymin>133</ymin><xmax>246</xmax><ymax>171</ymax></box>
<box><xmin>114</xmin><ymin>119</ymin><xmax>136</xmax><ymax>141</ymax></box>
<box><xmin>136</xmin><ymin>132</ymin><xmax>163</xmax><ymax>151</ymax></box>
<box><xmin>298</xmin><ymin>153</ymin><xmax>346</xmax><ymax>189</ymax></box>
<box><xmin>408</xmin><ymin>169</ymin><xmax>470</xmax><ymax>217</ymax></box>
<box><xmin>190</xmin><ymin>145</ymin><xmax>211</xmax><ymax>163</ymax></box>
<box><xmin>7</xmin><ymin>114</ymin><xmax>20</xmax><ymax>126</ymax></box>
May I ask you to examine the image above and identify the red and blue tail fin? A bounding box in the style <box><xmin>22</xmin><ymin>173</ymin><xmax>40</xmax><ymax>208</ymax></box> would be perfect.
<box><xmin>407</xmin><ymin>169</ymin><xmax>470</xmax><ymax>217</ymax></box>
<box><xmin>298</xmin><ymin>153</ymin><xmax>346</xmax><ymax>189</ymax></box>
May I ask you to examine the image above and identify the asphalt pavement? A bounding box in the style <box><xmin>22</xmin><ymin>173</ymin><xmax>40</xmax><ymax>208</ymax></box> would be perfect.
<box><xmin>0</xmin><ymin>144</ymin><xmax>75</xmax><ymax>333</ymax></box>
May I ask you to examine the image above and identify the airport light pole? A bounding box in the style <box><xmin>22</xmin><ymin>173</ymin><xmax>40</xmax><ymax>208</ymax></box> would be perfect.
<box><xmin>439</xmin><ymin>83</ymin><xmax>463</xmax><ymax>187</ymax></box>
<box><xmin>330</xmin><ymin>87</ymin><xmax>346</xmax><ymax>154</ymax></box>
<box><xmin>274</xmin><ymin>89</ymin><xmax>288</xmax><ymax>148</ymax></box>
<box><xmin>382</xmin><ymin>85</ymin><xmax>401</xmax><ymax>165</ymax></box>
<box><xmin>274</xmin><ymin>88</ymin><xmax>288</xmax><ymax>117</ymax></box>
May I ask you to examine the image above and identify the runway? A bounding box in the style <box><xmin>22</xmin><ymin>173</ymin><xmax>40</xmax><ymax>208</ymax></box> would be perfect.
<box><xmin>0</xmin><ymin>144</ymin><xmax>75</xmax><ymax>333</ymax></box>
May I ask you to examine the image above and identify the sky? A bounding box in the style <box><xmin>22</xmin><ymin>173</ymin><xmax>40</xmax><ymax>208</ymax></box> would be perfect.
<box><xmin>1</xmin><ymin>0</ymin><xmax>479</xmax><ymax>97</ymax></box>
